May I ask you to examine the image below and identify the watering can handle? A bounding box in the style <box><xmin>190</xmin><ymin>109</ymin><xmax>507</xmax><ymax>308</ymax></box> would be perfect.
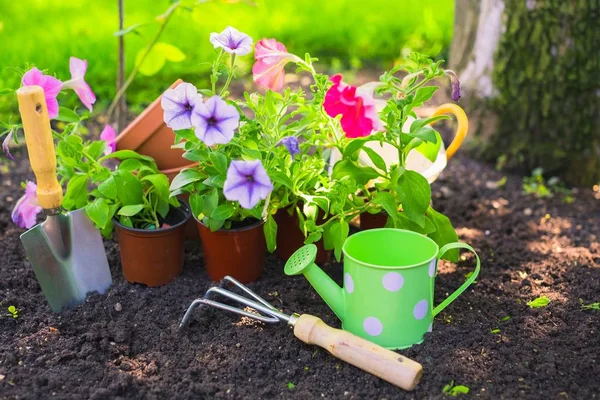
<box><xmin>17</xmin><ymin>86</ymin><xmax>63</xmax><ymax>210</ymax></box>
<box><xmin>429</xmin><ymin>103</ymin><xmax>468</xmax><ymax>161</ymax></box>
<box><xmin>294</xmin><ymin>314</ymin><xmax>423</xmax><ymax>391</ymax></box>
<box><xmin>432</xmin><ymin>242</ymin><xmax>480</xmax><ymax>317</ymax></box>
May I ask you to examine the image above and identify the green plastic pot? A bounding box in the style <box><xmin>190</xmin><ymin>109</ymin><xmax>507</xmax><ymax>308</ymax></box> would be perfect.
<box><xmin>285</xmin><ymin>228</ymin><xmax>481</xmax><ymax>349</ymax></box>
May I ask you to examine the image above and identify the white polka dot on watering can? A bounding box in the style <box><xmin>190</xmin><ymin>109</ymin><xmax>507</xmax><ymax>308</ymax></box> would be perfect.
<box><xmin>363</xmin><ymin>316</ymin><xmax>383</xmax><ymax>336</ymax></box>
<box><xmin>382</xmin><ymin>272</ymin><xmax>404</xmax><ymax>292</ymax></box>
<box><xmin>428</xmin><ymin>259</ymin><xmax>437</xmax><ymax>278</ymax></box>
<box><xmin>344</xmin><ymin>273</ymin><xmax>354</xmax><ymax>294</ymax></box>
<box><xmin>413</xmin><ymin>299</ymin><xmax>428</xmax><ymax>320</ymax></box>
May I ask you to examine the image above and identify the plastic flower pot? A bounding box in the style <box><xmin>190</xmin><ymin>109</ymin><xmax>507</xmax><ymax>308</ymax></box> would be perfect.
<box><xmin>115</xmin><ymin>78</ymin><xmax>196</xmax><ymax>175</ymax></box>
<box><xmin>275</xmin><ymin>206</ymin><xmax>330</xmax><ymax>265</ymax></box>
<box><xmin>359</xmin><ymin>211</ymin><xmax>389</xmax><ymax>230</ymax></box>
<box><xmin>114</xmin><ymin>202</ymin><xmax>191</xmax><ymax>287</ymax></box>
<box><xmin>196</xmin><ymin>218</ymin><xmax>266</xmax><ymax>283</ymax></box>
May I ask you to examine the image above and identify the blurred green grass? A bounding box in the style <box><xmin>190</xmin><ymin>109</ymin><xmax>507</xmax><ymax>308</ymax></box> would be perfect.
<box><xmin>0</xmin><ymin>0</ymin><xmax>453</xmax><ymax>118</ymax></box>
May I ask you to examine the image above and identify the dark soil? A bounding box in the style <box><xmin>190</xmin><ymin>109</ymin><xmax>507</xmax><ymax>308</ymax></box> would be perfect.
<box><xmin>1</xmin><ymin>144</ymin><xmax>599</xmax><ymax>399</ymax></box>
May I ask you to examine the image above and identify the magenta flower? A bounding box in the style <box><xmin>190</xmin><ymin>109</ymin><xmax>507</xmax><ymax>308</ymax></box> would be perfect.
<box><xmin>2</xmin><ymin>130</ymin><xmax>15</xmax><ymax>160</ymax></box>
<box><xmin>100</xmin><ymin>125</ymin><xmax>116</xmax><ymax>155</ymax></box>
<box><xmin>12</xmin><ymin>181</ymin><xmax>42</xmax><ymax>229</ymax></box>
<box><xmin>252</xmin><ymin>38</ymin><xmax>301</xmax><ymax>92</ymax></box>
<box><xmin>21</xmin><ymin>68</ymin><xmax>62</xmax><ymax>119</ymax></box>
<box><xmin>209</xmin><ymin>26</ymin><xmax>253</xmax><ymax>56</ymax></box>
<box><xmin>324</xmin><ymin>74</ymin><xmax>383</xmax><ymax>138</ymax></box>
<box><xmin>224</xmin><ymin>160</ymin><xmax>273</xmax><ymax>209</ymax></box>
<box><xmin>445</xmin><ymin>70</ymin><xmax>461</xmax><ymax>102</ymax></box>
<box><xmin>62</xmin><ymin>57</ymin><xmax>96</xmax><ymax>112</ymax></box>
<box><xmin>161</xmin><ymin>82</ymin><xmax>203</xmax><ymax>130</ymax></box>
<box><xmin>191</xmin><ymin>95</ymin><xmax>239</xmax><ymax>146</ymax></box>
<box><xmin>276</xmin><ymin>136</ymin><xmax>300</xmax><ymax>159</ymax></box>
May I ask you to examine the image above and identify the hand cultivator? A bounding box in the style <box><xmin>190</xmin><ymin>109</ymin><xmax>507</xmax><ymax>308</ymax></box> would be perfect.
<box><xmin>180</xmin><ymin>276</ymin><xmax>423</xmax><ymax>391</ymax></box>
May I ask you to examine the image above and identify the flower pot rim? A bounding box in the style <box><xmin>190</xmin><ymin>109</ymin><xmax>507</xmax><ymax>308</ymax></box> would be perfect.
<box><xmin>161</xmin><ymin>162</ymin><xmax>198</xmax><ymax>175</ymax></box>
<box><xmin>113</xmin><ymin>201</ymin><xmax>191</xmax><ymax>234</ymax></box>
<box><xmin>193</xmin><ymin>213</ymin><xmax>265</xmax><ymax>233</ymax></box>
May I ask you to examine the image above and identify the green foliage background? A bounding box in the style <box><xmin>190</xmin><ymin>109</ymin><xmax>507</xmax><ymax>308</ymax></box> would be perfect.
<box><xmin>0</xmin><ymin>0</ymin><xmax>453</xmax><ymax>116</ymax></box>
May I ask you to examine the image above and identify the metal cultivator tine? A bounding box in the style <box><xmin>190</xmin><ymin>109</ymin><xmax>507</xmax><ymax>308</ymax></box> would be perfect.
<box><xmin>179</xmin><ymin>276</ymin><xmax>290</xmax><ymax>329</ymax></box>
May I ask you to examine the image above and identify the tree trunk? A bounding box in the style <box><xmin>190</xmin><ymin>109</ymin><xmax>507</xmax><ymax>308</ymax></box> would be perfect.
<box><xmin>450</xmin><ymin>0</ymin><xmax>600</xmax><ymax>186</ymax></box>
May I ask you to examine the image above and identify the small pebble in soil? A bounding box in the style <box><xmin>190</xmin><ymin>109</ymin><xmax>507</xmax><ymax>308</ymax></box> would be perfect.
<box><xmin>524</xmin><ymin>208</ymin><xmax>533</xmax><ymax>216</ymax></box>
<box><xmin>235</xmin><ymin>343</ymin><xmax>241</xmax><ymax>348</ymax></box>
<box><xmin>114</xmin><ymin>303</ymin><xmax>122</xmax><ymax>312</ymax></box>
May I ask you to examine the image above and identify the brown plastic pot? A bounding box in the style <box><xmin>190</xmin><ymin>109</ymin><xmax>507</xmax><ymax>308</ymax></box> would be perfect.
<box><xmin>115</xmin><ymin>78</ymin><xmax>196</xmax><ymax>174</ymax></box>
<box><xmin>114</xmin><ymin>202</ymin><xmax>191</xmax><ymax>286</ymax></box>
<box><xmin>275</xmin><ymin>206</ymin><xmax>331</xmax><ymax>265</ymax></box>
<box><xmin>196</xmin><ymin>218</ymin><xmax>266</xmax><ymax>283</ymax></box>
<box><xmin>359</xmin><ymin>212</ymin><xmax>389</xmax><ymax>230</ymax></box>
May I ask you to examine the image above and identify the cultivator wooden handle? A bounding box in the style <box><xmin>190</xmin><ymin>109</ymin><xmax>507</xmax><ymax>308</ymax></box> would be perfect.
<box><xmin>430</xmin><ymin>103</ymin><xmax>468</xmax><ymax>161</ymax></box>
<box><xmin>17</xmin><ymin>86</ymin><xmax>63</xmax><ymax>211</ymax></box>
<box><xmin>293</xmin><ymin>314</ymin><xmax>423</xmax><ymax>391</ymax></box>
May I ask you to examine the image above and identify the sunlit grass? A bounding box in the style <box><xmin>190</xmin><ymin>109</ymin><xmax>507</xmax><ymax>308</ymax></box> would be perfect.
<box><xmin>0</xmin><ymin>0</ymin><xmax>453</xmax><ymax>117</ymax></box>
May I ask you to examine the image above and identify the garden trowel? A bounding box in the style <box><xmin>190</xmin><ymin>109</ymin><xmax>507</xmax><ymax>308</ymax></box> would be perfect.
<box><xmin>16</xmin><ymin>86</ymin><xmax>112</xmax><ymax>312</ymax></box>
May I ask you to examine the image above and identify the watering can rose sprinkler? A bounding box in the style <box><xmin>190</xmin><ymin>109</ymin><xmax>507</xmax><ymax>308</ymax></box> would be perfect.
<box><xmin>285</xmin><ymin>229</ymin><xmax>481</xmax><ymax>350</ymax></box>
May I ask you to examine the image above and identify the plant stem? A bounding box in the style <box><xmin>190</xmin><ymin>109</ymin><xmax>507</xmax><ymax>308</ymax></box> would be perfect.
<box><xmin>106</xmin><ymin>1</ymin><xmax>180</xmax><ymax>122</ymax></box>
<box><xmin>219</xmin><ymin>54</ymin><xmax>236</xmax><ymax>97</ymax></box>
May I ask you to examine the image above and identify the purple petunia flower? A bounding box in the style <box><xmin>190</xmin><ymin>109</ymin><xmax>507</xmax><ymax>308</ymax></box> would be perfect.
<box><xmin>12</xmin><ymin>181</ymin><xmax>42</xmax><ymax>229</ymax></box>
<box><xmin>2</xmin><ymin>130</ymin><xmax>15</xmax><ymax>160</ymax></box>
<box><xmin>62</xmin><ymin>57</ymin><xmax>96</xmax><ymax>112</ymax></box>
<box><xmin>276</xmin><ymin>136</ymin><xmax>300</xmax><ymax>159</ymax></box>
<box><xmin>161</xmin><ymin>82</ymin><xmax>203</xmax><ymax>130</ymax></box>
<box><xmin>209</xmin><ymin>26</ymin><xmax>253</xmax><ymax>56</ymax></box>
<box><xmin>223</xmin><ymin>160</ymin><xmax>273</xmax><ymax>209</ymax></box>
<box><xmin>445</xmin><ymin>70</ymin><xmax>461</xmax><ymax>102</ymax></box>
<box><xmin>191</xmin><ymin>95</ymin><xmax>240</xmax><ymax>146</ymax></box>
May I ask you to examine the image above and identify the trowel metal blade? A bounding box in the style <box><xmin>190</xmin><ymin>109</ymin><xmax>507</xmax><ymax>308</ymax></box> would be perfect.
<box><xmin>20</xmin><ymin>208</ymin><xmax>112</xmax><ymax>312</ymax></box>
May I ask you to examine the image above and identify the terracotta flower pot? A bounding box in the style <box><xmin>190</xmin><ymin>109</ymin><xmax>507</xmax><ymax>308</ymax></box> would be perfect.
<box><xmin>196</xmin><ymin>218</ymin><xmax>266</xmax><ymax>283</ymax></box>
<box><xmin>115</xmin><ymin>78</ymin><xmax>196</xmax><ymax>175</ymax></box>
<box><xmin>275</xmin><ymin>206</ymin><xmax>331</xmax><ymax>265</ymax></box>
<box><xmin>114</xmin><ymin>202</ymin><xmax>191</xmax><ymax>286</ymax></box>
<box><xmin>359</xmin><ymin>212</ymin><xmax>389</xmax><ymax>230</ymax></box>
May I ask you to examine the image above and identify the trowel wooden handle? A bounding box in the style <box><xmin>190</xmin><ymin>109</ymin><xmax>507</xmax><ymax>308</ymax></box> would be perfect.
<box><xmin>293</xmin><ymin>314</ymin><xmax>423</xmax><ymax>391</ymax></box>
<box><xmin>17</xmin><ymin>86</ymin><xmax>63</xmax><ymax>210</ymax></box>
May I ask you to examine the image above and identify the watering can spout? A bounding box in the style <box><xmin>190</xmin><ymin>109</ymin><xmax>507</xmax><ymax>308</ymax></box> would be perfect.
<box><xmin>284</xmin><ymin>245</ymin><xmax>345</xmax><ymax>320</ymax></box>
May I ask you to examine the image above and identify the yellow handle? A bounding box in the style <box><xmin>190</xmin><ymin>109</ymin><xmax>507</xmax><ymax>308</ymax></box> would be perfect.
<box><xmin>17</xmin><ymin>86</ymin><xmax>63</xmax><ymax>210</ymax></box>
<box><xmin>430</xmin><ymin>103</ymin><xmax>468</xmax><ymax>161</ymax></box>
<box><xmin>293</xmin><ymin>314</ymin><xmax>423</xmax><ymax>391</ymax></box>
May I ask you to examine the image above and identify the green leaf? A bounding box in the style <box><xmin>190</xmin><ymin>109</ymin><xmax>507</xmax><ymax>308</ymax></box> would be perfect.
<box><xmin>170</xmin><ymin>168</ymin><xmax>205</xmax><ymax>191</ymax></box>
<box><xmin>527</xmin><ymin>296</ymin><xmax>551</xmax><ymax>308</ymax></box>
<box><xmin>119</xmin><ymin>159</ymin><xmax>143</xmax><ymax>172</ymax></box>
<box><xmin>426</xmin><ymin>206</ymin><xmax>459</xmax><ymax>262</ymax></box>
<box><xmin>86</xmin><ymin>140</ymin><xmax>106</xmax><ymax>160</ymax></box>
<box><xmin>410</xmin><ymin>115</ymin><xmax>451</xmax><ymax>130</ymax></box>
<box><xmin>55</xmin><ymin>107</ymin><xmax>80</xmax><ymax>123</ymax></box>
<box><xmin>136</xmin><ymin>42</ymin><xmax>186</xmax><ymax>76</ymax></box>
<box><xmin>323</xmin><ymin>222</ymin><xmax>334</xmax><ymax>250</ymax></box>
<box><xmin>118</xmin><ymin>204</ymin><xmax>144</xmax><ymax>217</ymax></box>
<box><xmin>189</xmin><ymin>193</ymin><xmax>204</xmax><ymax>218</ymax></box>
<box><xmin>114</xmin><ymin>171</ymin><xmax>143</xmax><ymax>206</ymax></box>
<box><xmin>270</xmin><ymin>171</ymin><xmax>293</xmax><ymax>189</ymax></box>
<box><xmin>264</xmin><ymin>214</ymin><xmax>277</xmax><ymax>252</ymax></box>
<box><xmin>209</xmin><ymin>151</ymin><xmax>228</xmax><ymax>174</ymax></box>
<box><xmin>85</xmin><ymin>198</ymin><xmax>110</xmax><ymax>229</ymax></box>
<box><xmin>410</xmin><ymin>125</ymin><xmax>438</xmax><ymax>143</ymax></box>
<box><xmin>329</xmin><ymin>219</ymin><xmax>349</xmax><ymax>261</ymax></box>
<box><xmin>99</xmin><ymin>150</ymin><xmax>155</xmax><ymax>163</ymax></box>
<box><xmin>414</xmin><ymin>130</ymin><xmax>443</xmax><ymax>163</ymax></box>
<box><xmin>0</xmin><ymin>88</ymin><xmax>13</xmax><ymax>96</ymax></box>
<box><xmin>332</xmin><ymin>160</ymin><xmax>379</xmax><ymax>186</ymax></box>
<box><xmin>142</xmin><ymin>174</ymin><xmax>170</xmax><ymax>200</ymax></box>
<box><xmin>413</xmin><ymin>86</ymin><xmax>438</xmax><ymax>105</ymax></box>
<box><xmin>210</xmin><ymin>204</ymin><xmax>234</xmax><ymax>221</ymax></box>
<box><xmin>395</xmin><ymin>170</ymin><xmax>431</xmax><ymax>227</ymax></box>
<box><xmin>97</xmin><ymin>176</ymin><xmax>118</xmax><ymax>199</ymax></box>
<box><xmin>372</xmin><ymin>191</ymin><xmax>398</xmax><ymax>218</ymax></box>
<box><xmin>343</xmin><ymin>136</ymin><xmax>377</xmax><ymax>157</ymax></box>
<box><xmin>208</xmin><ymin>218</ymin><xmax>225</xmax><ymax>232</ymax></box>
<box><xmin>203</xmin><ymin>189</ymin><xmax>219</xmax><ymax>217</ymax></box>
<box><xmin>362</xmin><ymin>146</ymin><xmax>388</xmax><ymax>172</ymax></box>
<box><xmin>62</xmin><ymin>174</ymin><xmax>88</xmax><ymax>210</ymax></box>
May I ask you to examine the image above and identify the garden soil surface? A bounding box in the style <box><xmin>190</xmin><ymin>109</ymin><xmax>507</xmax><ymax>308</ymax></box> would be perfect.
<box><xmin>1</xmin><ymin>147</ymin><xmax>599</xmax><ymax>399</ymax></box>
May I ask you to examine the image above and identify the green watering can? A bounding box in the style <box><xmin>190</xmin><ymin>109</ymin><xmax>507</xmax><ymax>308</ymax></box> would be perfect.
<box><xmin>285</xmin><ymin>229</ymin><xmax>480</xmax><ymax>350</ymax></box>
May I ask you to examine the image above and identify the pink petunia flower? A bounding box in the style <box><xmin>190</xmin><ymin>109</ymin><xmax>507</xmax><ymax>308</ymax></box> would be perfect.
<box><xmin>62</xmin><ymin>57</ymin><xmax>96</xmax><ymax>112</ymax></box>
<box><xmin>11</xmin><ymin>181</ymin><xmax>43</xmax><ymax>229</ymax></box>
<box><xmin>323</xmin><ymin>74</ymin><xmax>383</xmax><ymax>138</ymax></box>
<box><xmin>252</xmin><ymin>38</ymin><xmax>302</xmax><ymax>92</ymax></box>
<box><xmin>21</xmin><ymin>68</ymin><xmax>62</xmax><ymax>119</ymax></box>
<box><xmin>100</xmin><ymin>125</ymin><xmax>116</xmax><ymax>155</ymax></box>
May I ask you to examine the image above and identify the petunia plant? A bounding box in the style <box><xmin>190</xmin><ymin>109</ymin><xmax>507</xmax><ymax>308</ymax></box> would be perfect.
<box><xmin>2</xmin><ymin>59</ymin><xmax>178</xmax><ymax>236</ymax></box>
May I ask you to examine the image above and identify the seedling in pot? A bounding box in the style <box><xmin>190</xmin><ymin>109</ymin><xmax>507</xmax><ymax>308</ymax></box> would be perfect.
<box><xmin>527</xmin><ymin>296</ymin><xmax>551</xmax><ymax>308</ymax></box>
<box><xmin>6</xmin><ymin>305</ymin><xmax>18</xmax><ymax>319</ymax></box>
<box><xmin>442</xmin><ymin>380</ymin><xmax>470</xmax><ymax>396</ymax></box>
<box><xmin>580</xmin><ymin>299</ymin><xmax>600</xmax><ymax>311</ymax></box>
